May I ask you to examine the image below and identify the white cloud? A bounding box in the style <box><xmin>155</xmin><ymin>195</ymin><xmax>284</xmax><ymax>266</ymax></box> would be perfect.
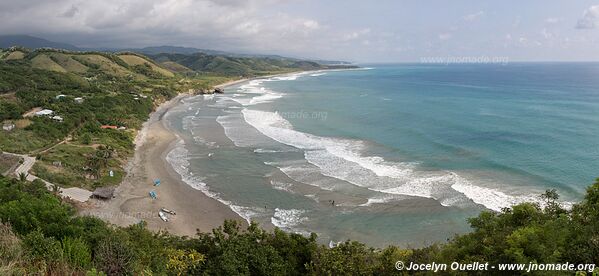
<box><xmin>541</xmin><ymin>28</ymin><xmax>553</xmax><ymax>39</ymax></box>
<box><xmin>576</xmin><ymin>5</ymin><xmax>599</xmax><ymax>29</ymax></box>
<box><xmin>438</xmin><ymin>33</ymin><xmax>452</xmax><ymax>41</ymax></box>
<box><xmin>544</xmin><ymin>17</ymin><xmax>562</xmax><ymax>24</ymax></box>
<box><xmin>463</xmin><ymin>11</ymin><xmax>484</xmax><ymax>22</ymax></box>
<box><xmin>341</xmin><ymin>28</ymin><xmax>371</xmax><ymax>41</ymax></box>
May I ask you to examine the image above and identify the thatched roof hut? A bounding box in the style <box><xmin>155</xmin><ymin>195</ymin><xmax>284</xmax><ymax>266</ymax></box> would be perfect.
<box><xmin>92</xmin><ymin>187</ymin><xmax>115</xmax><ymax>200</ymax></box>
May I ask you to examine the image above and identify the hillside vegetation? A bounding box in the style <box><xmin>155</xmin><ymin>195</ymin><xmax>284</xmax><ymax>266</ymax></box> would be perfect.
<box><xmin>0</xmin><ymin>47</ymin><xmax>234</xmax><ymax>189</ymax></box>
<box><xmin>151</xmin><ymin>52</ymin><xmax>357</xmax><ymax>76</ymax></box>
<box><xmin>0</xmin><ymin>46</ymin><xmax>340</xmax><ymax>190</ymax></box>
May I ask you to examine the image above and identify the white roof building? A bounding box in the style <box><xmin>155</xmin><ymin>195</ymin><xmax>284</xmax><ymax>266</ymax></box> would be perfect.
<box><xmin>52</xmin><ymin>116</ymin><xmax>64</xmax><ymax>122</ymax></box>
<box><xmin>56</xmin><ymin>94</ymin><xmax>66</xmax><ymax>99</ymax></box>
<box><xmin>35</xmin><ymin>109</ymin><xmax>54</xmax><ymax>116</ymax></box>
<box><xmin>74</xmin><ymin>97</ymin><xmax>84</xmax><ymax>103</ymax></box>
<box><xmin>3</xmin><ymin>123</ymin><xmax>15</xmax><ymax>131</ymax></box>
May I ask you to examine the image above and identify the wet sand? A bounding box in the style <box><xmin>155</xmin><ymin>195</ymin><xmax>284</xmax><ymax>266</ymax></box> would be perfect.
<box><xmin>83</xmin><ymin>94</ymin><xmax>246</xmax><ymax>236</ymax></box>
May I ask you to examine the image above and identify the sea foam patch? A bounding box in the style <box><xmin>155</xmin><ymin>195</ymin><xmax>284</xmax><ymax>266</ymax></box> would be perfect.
<box><xmin>240</xmin><ymin>108</ymin><xmax>553</xmax><ymax>211</ymax></box>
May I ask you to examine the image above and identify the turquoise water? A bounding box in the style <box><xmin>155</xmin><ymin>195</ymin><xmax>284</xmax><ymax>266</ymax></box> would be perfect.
<box><xmin>164</xmin><ymin>63</ymin><xmax>599</xmax><ymax>247</ymax></box>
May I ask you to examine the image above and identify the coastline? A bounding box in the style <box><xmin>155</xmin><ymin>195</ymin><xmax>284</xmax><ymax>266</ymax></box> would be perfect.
<box><xmin>82</xmin><ymin>69</ymin><xmax>346</xmax><ymax>237</ymax></box>
<box><xmin>82</xmin><ymin>93</ymin><xmax>246</xmax><ymax>236</ymax></box>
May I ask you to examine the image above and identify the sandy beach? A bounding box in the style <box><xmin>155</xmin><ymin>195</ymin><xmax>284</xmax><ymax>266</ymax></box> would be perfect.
<box><xmin>82</xmin><ymin>93</ymin><xmax>246</xmax><ymax>236</ymax></box>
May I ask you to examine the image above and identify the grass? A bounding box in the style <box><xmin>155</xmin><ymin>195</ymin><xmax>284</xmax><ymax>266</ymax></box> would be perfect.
<box><xmin>48</xmin><ymin>53</ymin><xmax>88</xmax><ymax>73</ymax></box>
<box><xmin>32</xmin><ymin>143</ymin><xmax>124</xmax><ymax>189</ymax></box>
<box><xmin>0</xmin><ymin>153</ymin><xmax>22</xmax><ymax>175</ymax></box>
<box><xmin>0</xmin><ymin>129</ymin><xmax>55</xmax><ymax>154</ymax></box>
<box><xmin>14</xmin><ymin>119</ymin><xmax>31</xmax><ymax>129</ymax></box>
<box><xmin>118</xmin><ymin>54</ymin><xmax>174</xmax><ymax>77</ymax></box>
<box><xmin>31</xmin><ymin>54</ymin><xmax>67</xmax><ymax>73</ymax></box>
<box><xmin>3</xmin><ymin>51</ymin><xmax>25</xmax><ymax>60</ymax></box>
<box><xmin>159</xmin><ymin>61</ymin><xmax>192</xmax><ymax>73</ymax></box>
<box><xmin>76</xmin><ymin>54</ymin><xmax>136</xmax><ymax>78</ymax></box>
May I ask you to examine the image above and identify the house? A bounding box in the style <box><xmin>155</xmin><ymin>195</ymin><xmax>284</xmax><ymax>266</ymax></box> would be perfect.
<box><xmin>52</xmin><ymin>161</ymin><xmax>62</xmax><ymax>167</ymax></box>
<box><xmin>55</xmin><ymin>94</ymin><xmax>66</xmax><ymax>100</ymax></box>
<box><xmin>2</xmin><ymin>123</ymin><xmax>15</xmax><ymax>131</ymax></box>
<box><xmin>34</xmin><ymin>109</ymin><xmax>54</xmax><ymax>117</ymax></box>
<box><xmin>118</xmin><ymin>126</ymin><xmax>127</xmax><ymax>130</ymax></box>
<box><xmin>101</xmin><ymin>125</ymin><xmax>118</xmax><ymax>129</ymax></box>
<box><xmin>74</xmin><ymin>97</ymin><xmax>84</xmax><ymax>104</ymax></box>
<box><xmin>52</xmin><ymin>116</ymin><xmax>64</xmax><ymax>122</ymax></box>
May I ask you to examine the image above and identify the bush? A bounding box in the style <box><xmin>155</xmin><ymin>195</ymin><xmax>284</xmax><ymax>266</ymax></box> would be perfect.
<box><xmin>22</xmin><ymin>230</ymin><xmax>63</xmax><ymax>262</ymax></box>
<box><xmin>0</xmin><ymin>223</ymin><xmax>23</xmax><ymax>274</ymax></box>
<box><xmin>94</xmin><ymin>236</ymin><xmax>135</xmax><ymax>276</ymax></box>
<box><xmin>62</xmin><ymin>237</ymin><xmax>92</xmax><ymax>269</ymax></box>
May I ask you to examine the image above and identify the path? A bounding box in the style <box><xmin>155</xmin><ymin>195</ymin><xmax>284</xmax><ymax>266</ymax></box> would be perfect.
<box><xmin>4</xmin><ymin>152</ymin><xmax>92</xmax><ymax>202</ymax></box>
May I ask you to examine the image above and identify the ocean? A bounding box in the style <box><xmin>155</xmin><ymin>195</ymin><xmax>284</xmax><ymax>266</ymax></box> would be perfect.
<box><xmin>163</xmin><ymin>63</ymin><xmax>599</xmax><ymax>247</ymax></box>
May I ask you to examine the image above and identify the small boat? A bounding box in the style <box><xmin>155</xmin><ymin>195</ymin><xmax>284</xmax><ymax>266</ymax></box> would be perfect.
<box><xmin>159</xmin><ymin>211</ymin><xmax>169</xmax><ymax>222</ymax></box>
<box><xmin>208</xmin><ymin>153</ymin><xmax>214</xmax><ymax>158</ymax></box>
<box><xmin>161</xmin><ymin>208</ymin><xmax>176</xmax><ymax>215</ymax></box>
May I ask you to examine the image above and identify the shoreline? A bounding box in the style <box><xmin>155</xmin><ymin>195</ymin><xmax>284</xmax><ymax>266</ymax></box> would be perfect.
<box><xmin>82</xmin><ymin>93</ymin><xmax>246</xmax><ymax>236</ymax></box>
<box><xmin>82</xmin><ymin>69</ymin><xmax>345</xmax><ymax>237</ymax></box>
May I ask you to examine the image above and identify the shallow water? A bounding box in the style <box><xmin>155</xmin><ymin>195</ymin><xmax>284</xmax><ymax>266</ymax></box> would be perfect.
<box><xmin>164</xmin><ymin>63</ymin><xmax>599</xmax><ymax>247</ymax></box>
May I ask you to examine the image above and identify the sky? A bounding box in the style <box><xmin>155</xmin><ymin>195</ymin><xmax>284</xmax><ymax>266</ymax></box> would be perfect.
<box><xmin>1</xmin><ymin>0</ymin><xmax>599</xmax><ymax>62</ymax></box>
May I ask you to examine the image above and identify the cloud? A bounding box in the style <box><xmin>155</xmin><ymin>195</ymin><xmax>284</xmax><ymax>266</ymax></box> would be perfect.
<box><xmin>576</xmin><ymin>5</ymin><xmax>599</xmax><ymax>29</ymax></box>
<box><xmin>463</xmin><ymin>11</ymin><xmax>484</xmax><ymax>22</ymax></box>
<box><xmin>341</xmin><ymin>28</ymin><xmax>371</xmax><ymax>41</ymax></box>
<box><xmin>438</xmin><ymin>33</ymin><xmax>452</xmax><ymax>41</ymax></box>
<box><xmin>544</xmin><ymin>17</ymin><xmax>562</xmax><ymax>24</ymax></box>
<box><xmin>0</xmin><ymin>0</ymin><xmax>324</xmax><ymax>53</ymax></box>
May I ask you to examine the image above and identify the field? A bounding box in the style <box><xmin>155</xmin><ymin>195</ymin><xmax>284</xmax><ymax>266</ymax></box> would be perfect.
<box><xmin>31</xmin><ymin>54</ymin><xmax>67</xmax><ymax>72</ymax></box>
<box><xmin>3</xmin><ymin>50</ymin><xmax>25</xmax><ymax>60</ymax></box>
<box><xmin>118</xmin><ymin>54</ymin><xmax>175</xmax><ymax>77</ymax></box>
<box><xmin>47</xmin><ymin>53</ymin><xmax>88</xmax><ymax>73</ymax></box>
<box><xmin>0</xmin><ymin>153</ymin><xmax>22</xmax><ymax>175</ymax></box>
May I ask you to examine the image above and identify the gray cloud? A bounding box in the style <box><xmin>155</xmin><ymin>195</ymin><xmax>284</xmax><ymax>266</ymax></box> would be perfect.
<box><xmin>0</xmin><ymin>0</ymin><xmax>329</xmax><ymax>55</ymax></box>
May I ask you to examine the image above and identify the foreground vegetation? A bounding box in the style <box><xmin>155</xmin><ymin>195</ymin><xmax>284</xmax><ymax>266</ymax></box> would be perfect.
<box><xmin>0</xmin><ymin>175</ymin><xmax>598</xmax><ymax>275</ymax></box>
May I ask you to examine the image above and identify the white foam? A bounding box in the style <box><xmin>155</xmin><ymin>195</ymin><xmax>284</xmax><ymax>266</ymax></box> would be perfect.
<box><xmin>254</xmin><ymin>148</ymin><xmax>278</xmax><ymax>153</ymax></box>
<box><xmin>271</xmin><ymin>180</ymin><xmax>294</xmax><ymax>193</ymax></box>
<box><xmin>241</xmin><ymin>108</ymin><xmax>559</xmax><ymax>211</ymax></box>
<box><xmin>271</xmin><ymin>208</ymin><xmax>307</xmax><ymax>230</ymax></box>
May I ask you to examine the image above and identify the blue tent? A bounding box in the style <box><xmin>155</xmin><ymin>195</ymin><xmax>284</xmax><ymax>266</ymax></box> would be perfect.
<box><xmin>149</xmin><ymin>190</ymin><xmax>157</xmax><ymax>199</ymax></box>
<box><xmin>153</xmin><ymin>179</ymin><xmax>161</xmax><ymax>186</ymax></box>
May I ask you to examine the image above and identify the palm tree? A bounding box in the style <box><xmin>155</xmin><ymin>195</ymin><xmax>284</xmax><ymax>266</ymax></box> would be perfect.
<box><xmin>18</xmin><ymin>172</ymin><xmax>27</xmax><ymax>182</ymax></box>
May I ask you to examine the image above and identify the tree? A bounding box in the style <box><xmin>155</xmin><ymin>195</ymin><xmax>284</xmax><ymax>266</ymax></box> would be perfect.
<box><xmin>166</xmin><ymin>248</ymin><xmax>204</xmax><ymax>276</ymax></box>
<box><xmin>18</xmin><ymin>173</ymin><xmax>27</xmax><ymax>182</ymax></box>
<box><xmin>81</xmin><ymin>133</ymin><xmax>92</xmax><ymax>145</ymax></box>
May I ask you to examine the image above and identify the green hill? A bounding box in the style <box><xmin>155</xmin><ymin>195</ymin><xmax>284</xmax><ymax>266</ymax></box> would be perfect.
<box><xmin>150</xmin><ymin>52</ymin><xmax>357</xmax><ymax>77</ymax></box>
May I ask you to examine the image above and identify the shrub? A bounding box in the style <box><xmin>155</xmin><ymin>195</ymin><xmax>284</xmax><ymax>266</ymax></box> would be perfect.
<box><xmin>62</xmin><ymin>237</ymin><xmax>92</xmax><ymax>269</ymax></box>
<box><xmin>94</xmin><ymin>236</ymin><xmax>135</xmax><ymax>276</ymax></box>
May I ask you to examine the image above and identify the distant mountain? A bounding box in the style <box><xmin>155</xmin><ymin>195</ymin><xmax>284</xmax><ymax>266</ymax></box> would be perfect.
<box><xmin>150</xmin><ymin>52</ymin><xmax>357</xmax><ymax>76</ymax></box>
<box><xmin>0</xmin><ymin>35</ymin><xmax>81</xmax><ymax>51</ymax></box>
<box><xmin>0</xmin><ymin>35</ymin><xmax>355</xmax><ymax>67</ymax></box>
<box><xmin>124</xmin><ymin>46</ymin><xmax>354</xmax><ymax>65</ymax></box>
<box><xmin>123</xmin><ymin>46</ymin><xmax>230</xmax><ymax>56</ymax></box>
